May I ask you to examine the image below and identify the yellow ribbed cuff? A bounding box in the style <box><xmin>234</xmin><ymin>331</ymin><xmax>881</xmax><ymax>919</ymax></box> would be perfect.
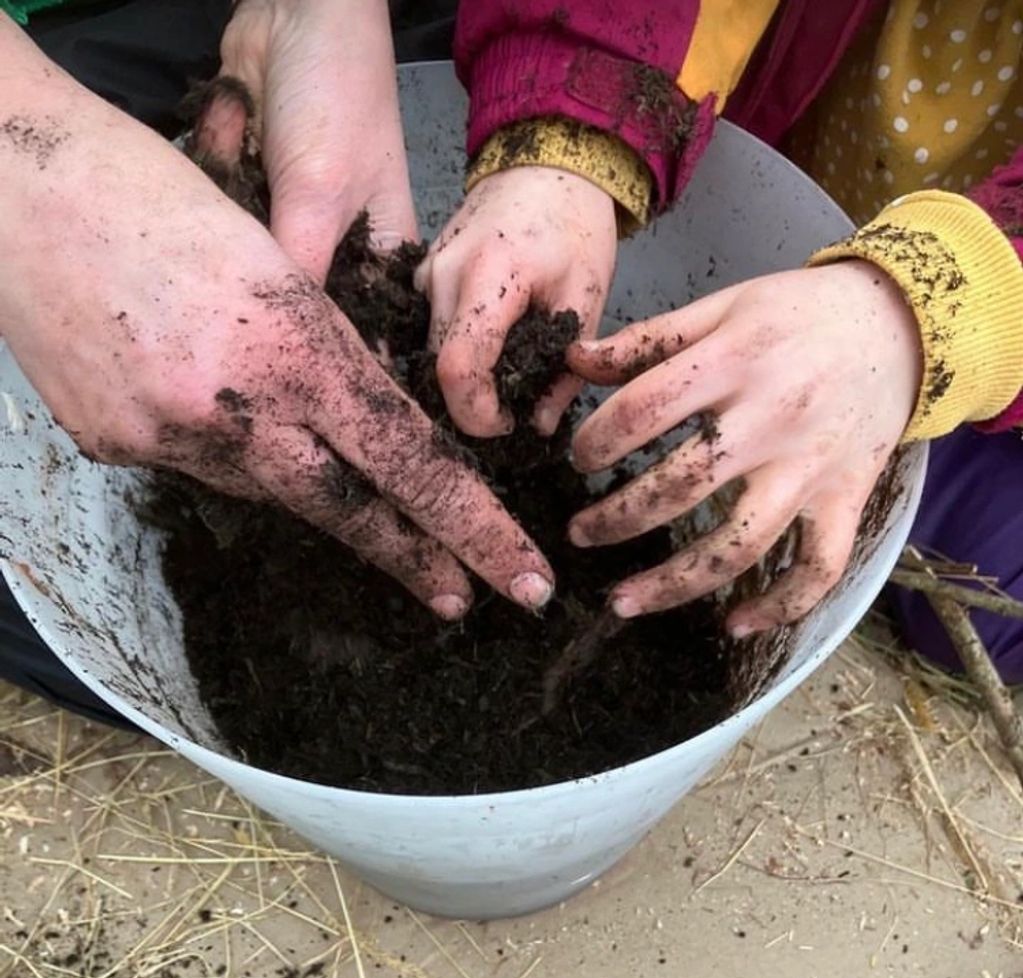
<box><xmin>809</xmin><ymin>191</ymin><xmax>1023</xmax><ymax>441</ymax></box>
<box><xmin>466</xmin><ymin>117</ymin><xmax>653</xmax><ymax>235</ymax></box>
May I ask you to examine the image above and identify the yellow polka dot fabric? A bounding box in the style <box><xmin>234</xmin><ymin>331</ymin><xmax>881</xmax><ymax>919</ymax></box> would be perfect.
<box><xmin>791</xmin><ymin>1</ymin><xmax>1023</xmax><ymax>225</ymax></box>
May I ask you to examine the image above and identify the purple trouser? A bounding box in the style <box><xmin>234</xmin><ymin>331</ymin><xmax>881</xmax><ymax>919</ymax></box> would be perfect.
<box><xmin>888</xmin><ymin>426</ymin><xmax>1023</xmax><ymax>683</ymax></box>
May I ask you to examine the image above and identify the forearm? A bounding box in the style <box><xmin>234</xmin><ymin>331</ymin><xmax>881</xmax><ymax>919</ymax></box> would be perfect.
<box><xmin>1</xmin><ymin>10</ymin><xmax>66</xmax><ymax>92</ymax></box>
<box><xmin>0</xmin><ymin>14</ymin><xmax>102</xmax><ymax>167</ymax></box>
<box><xmin>0</xmin><ymin>17</ymin><xmax>83</xmax><ymax>327</ymax></box>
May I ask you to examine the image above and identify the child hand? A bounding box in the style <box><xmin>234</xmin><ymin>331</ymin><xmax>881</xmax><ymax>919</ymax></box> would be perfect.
<box><xmin>414</xmin><ymin>166</ymin><xmax>618</xmax><ymax>437</ymax></box>
<box><xmin>566</xmin><ymin>261</ymin><xmax>923</xmax><ymax>636</ymax></box>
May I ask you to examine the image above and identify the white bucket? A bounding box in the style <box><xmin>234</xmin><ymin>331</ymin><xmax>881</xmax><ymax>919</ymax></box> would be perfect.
<box><xmin>0</xmin><ymin>62</ymin><xmax>926</xmax><ymax>919</ymax></box>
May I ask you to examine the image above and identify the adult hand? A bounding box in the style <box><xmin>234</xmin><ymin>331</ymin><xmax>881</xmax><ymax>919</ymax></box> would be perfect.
<box><xmin>566</xmin><ymin>262</ymin><xmax>922</xmax><ymax>635</ymax></box>
<box><xmin>0</xmin><ymin>22</ymin><xmax>553</xmax><ymax>618</ymax></box>
<box><xmin>414</xmin><ymin>167</ymin><xmax>618</xmax><ymax>437</ymax></box>
<box><xmin>203</xmin><ymin>0</ymin><xmax>417</xmax><ymax>281</ymax></box>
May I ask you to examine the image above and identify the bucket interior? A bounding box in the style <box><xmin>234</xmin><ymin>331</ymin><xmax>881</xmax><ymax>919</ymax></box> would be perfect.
<box><xmin>0</xmin><ymin>62</ymin><xmax>925</xmax><ymax>769</ymax></box>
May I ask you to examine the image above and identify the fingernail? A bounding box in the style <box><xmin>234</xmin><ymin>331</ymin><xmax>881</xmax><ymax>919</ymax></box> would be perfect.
<box><xmin>510</xmin><ymin>572</ymin><xmax>554</xmax><ymax>609</ymax></box>
<box><xmin>429</xmin><ymin>594</ymin><xmax>469</xmax><ymax>621</ymax></box>
<box><xmin>731</xmin><ymin>623</ymin><xmax>754</xmax><ymax>640</ymax></box>
<box><xmin>568</xmin><ymin>521</ymin><xmax>591</xmax><ymax>547</ymax></box>
<box><xmin>612</xmin><ymin>594</ymin><xmax>641</xmax><ymax>619</ymax></box>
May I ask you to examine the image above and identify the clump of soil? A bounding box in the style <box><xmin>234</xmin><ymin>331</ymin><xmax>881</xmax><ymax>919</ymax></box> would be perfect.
<box><xmin>141</xmin><ymin>80</ymin><xmax>749</xmax><ymax>794</ymax></box>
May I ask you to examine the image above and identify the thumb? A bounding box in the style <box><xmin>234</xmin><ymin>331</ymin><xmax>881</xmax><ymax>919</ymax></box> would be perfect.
<box><xmin>270</xmin><ymin>180</ymin><xmax>418</xmax><ymax>284</ymax></box>
<box><xmin>270</xmin><ymin>182</ymin><xmax>348</xmax><ymax>285</ymax></box>
<box><xmin>364</xmin><ymin>182</ymin><xmax>419</xmax><ymax>254</ymax></box>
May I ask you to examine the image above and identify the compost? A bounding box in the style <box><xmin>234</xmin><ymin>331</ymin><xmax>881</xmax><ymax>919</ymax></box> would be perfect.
<box><xmin>141</xmin><ymin>80</ymin><xmax>777</xmax><ymax>794</ymax></box>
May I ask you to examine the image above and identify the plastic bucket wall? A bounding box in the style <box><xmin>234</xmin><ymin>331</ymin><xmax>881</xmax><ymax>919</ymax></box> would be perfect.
<box><xmin>0</xmin><ymin>62</ymin><xmax>926</xmax><ymax>919</ymax></box>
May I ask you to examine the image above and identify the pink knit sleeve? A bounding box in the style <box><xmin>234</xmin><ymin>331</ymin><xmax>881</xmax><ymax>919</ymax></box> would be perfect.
<box><xmin>453</xmin><ymin>1</ymin><xmax>715</xmax><ymax>214</ymax></box>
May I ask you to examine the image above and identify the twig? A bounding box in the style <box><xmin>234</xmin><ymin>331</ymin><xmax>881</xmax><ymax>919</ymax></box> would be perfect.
<box><xmin>901</xmin><ymin>549</ymin><xmax>1023</xmax><ymax>790</ymax></box>
<box><xmin>541</xmin><ymin>607</ymin><xmax>625</xmax><ymax>716</ymax></box>
<box><xmin>890</xmin><ymin>568</ymin><xmax>1023</xmax><ymax>620</ymax></box>
<box><xmin>516</xmin><ymin>957</ymin><xmax>544</xmax><ymax>978</ymax></box>
<box><xmin>930</xmin><ymin>597</ymin><xmax>1023</xmax><ymax>789</ymax></box>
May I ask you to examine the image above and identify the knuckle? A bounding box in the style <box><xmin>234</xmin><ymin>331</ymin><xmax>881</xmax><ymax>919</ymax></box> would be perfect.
<box><xmin>425</xmin><ymin>247</ymin><xmax>464</xmax><ymax>283</ymax></box>
<box><xmin>779</xmin><ymin>382</ymin><xmax>817</xmax><ymax>421</ymax></box>
<box><xmin>570</xmin><ymin>430</ymin><xmax>602</xmax><ymax>471</ymax></box>
<box><xmin>818</xmin><ymin>556</ymin><xmax>846</xmax><ymax>590</ymax></box>
<box><xmin>162</xmin><ymin>382</ymin><xmax>251</xmax><ymax>435</ymax></box>
<box><xmin>609</xmin><ymin>390</ymin><xmax>664</xmax><ymax>441</ymax></box>
<box><xmin>435</xmin><ymin>345</ymin><xmax>477</xmax><ymax>391</ymax></box>
<box><xmin>721</xmin><ymin>535</ymin><xmax>765</xmax><ymax>572</ymax></box>
<box><xmin>333</xmin><ymin>504</ymin><xmax>384</xmax><ymax>552</ymax></box>
<box><xmin>804</xmin><ymin>553</ymin><xmax>847</xmax><ymax>600</ymax></box>
<box><xmin>395</xmin><ymin>457</ymin><xmax>464</xmax><ymax>522</ymax></box>
<box><xmin>654</xmin><ymin>464</ymin><xmax>707</xmax><ymax>509</ymax></box>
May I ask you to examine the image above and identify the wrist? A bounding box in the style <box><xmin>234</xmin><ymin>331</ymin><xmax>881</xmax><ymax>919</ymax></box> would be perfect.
<box><xmin>848</xmin><ymin>259</ymin><xmax>923</xmax><ymax>431</ymax></box>
<box><xmin>467</xmin><ymin>118</ymin><xmax>652</xmax><ymax>235</ymax></box>
<box><xmin>810</xmin><ymin>192</ymin><xmax>1023</xmax><ymax>440</ymax></box>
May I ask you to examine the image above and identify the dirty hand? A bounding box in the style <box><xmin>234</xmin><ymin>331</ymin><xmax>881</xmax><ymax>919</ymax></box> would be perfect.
<box><xmin>566</xmin><ymin>262</ymin><xmax>922</xmax><ymax>635</ymax></box>
<box><xmin>0</xmin><ymin>23</ymin><xmax>553</xmax><ymax>618</ymax></box>
<box><xmin>203</xmin><ymin>0</ymin><xmax>416</xmax><ymax>281</ymax></box>
<box><xmin>414</xmin><ymin>166</ymin><xmax>618</xmax><ymax>437</ymax></box>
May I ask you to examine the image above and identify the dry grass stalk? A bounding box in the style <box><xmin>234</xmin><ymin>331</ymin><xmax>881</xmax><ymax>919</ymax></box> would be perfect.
<box><xmin>691</xmin><ymin>818</ymin><xmax>765</xmax><ymax>895</ymax></box>
<box><xmin>893</xmin><ymin>706</ymin><xmax>987</xmax><ymax>891</ymax></box>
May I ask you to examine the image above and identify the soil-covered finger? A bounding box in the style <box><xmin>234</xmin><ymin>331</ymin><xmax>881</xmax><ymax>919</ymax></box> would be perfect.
<box><xmin>569</xmin><ymin>420</ymin><xmax>741</xmax><ymax>547</ymax></box>
<box><xmin>360</xmin><ymin>430</ymin><xmax>555</xmax><ymax>610</ymax></box>
<box><xmin>181</xmin><ymin>76</ymin><xmax>268</xmax><ymax>221</ymax></box>
<box><xmin>571</xmin><ymin>340</ymin><xmax>735</xmax><ymax>473</ymax></box>
<box><xmin>435</xmin><ymin>262</ymin><xmax>531</xmax><ymax>436</ymax></box>
<box><xmin>727</xmin><ymin>490</ymin><xmax>865</xmax><ymax>634</ymax></box>
<box><xmin>530</xmin><ymin>271</ymin><xmax>605</xmax><ymax>435</ymax></box>
<box><xmin>567</xmin><ymin>286</ymin><xmax>736</xmax><ymax>386</ymax></box>
<box><xmin>245</xmin><ymin>422</ymin><xmax>473</xmax><ymax>614</ymax></box>
<box><xmin>533</xmin><ymin>372</ymin><xmax>584</xmax><ymax>436</ymax></box>
<box><xmin>610</xmin><ymin>465</ymin><xmax>804</xmax><ymax>617</ymax></box>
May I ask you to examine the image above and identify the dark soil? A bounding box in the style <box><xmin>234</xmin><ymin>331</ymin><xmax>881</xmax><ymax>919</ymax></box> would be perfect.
<box><xmin>139</xmin><ymin>79</ymin><xmax>760</xmax><ymax>795</ymax></box>
<box><xmin>145</xmin><ymin>217</ymin><xmax>731</xmax><ymax>794</ymax></box>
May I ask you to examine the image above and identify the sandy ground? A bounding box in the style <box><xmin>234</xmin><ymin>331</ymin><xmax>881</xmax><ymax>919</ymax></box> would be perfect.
<box><xmin>1</xmin><ymin>632</ymin><xmax>1022</xmax><ymax>978</ymax></box>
